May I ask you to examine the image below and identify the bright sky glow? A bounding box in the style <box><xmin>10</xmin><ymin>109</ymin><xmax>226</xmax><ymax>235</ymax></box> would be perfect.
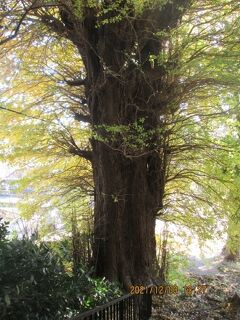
<box><xmin>155</xmin><ymin>220</ymin><xmax>226</xmax><ymax>260</ymax></box>
<box><xmin>0</xmin><ymin>162</ymin><xmax>12</xmax><ymax>178</ymax></box>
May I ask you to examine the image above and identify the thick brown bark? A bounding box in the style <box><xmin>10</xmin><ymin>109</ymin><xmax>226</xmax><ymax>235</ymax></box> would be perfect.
<box><xmin>88</xmin><ymin>71</ymin><xmax>167</xmax><ymax>286</ymax></box>
<box><xmin>77</xmin><ymin>2</ymin><xmax>189</xmax><ymax>287</ymax></box>
<box><xmin>92</xmin><ymin>143</ymin><xmax>162</xmax><ymax>287</ymax></box>
<box><xmin>82</xmin><ymin>47</ymin><xmax>167</xmax><ymax>285</ymax></box>
<box><xmin>41</xmin><ymin>0</ymin><xmax>192</xmax><ymax>287</ymax></box>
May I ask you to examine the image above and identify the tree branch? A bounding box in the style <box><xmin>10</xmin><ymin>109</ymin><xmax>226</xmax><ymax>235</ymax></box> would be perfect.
<box><xmin>0</xmin><ymin>1</ymin><xmax>62</xmax><ymax>45</ymax></box>
<box><xmin>0</xmin><ymin>105</ymin><xmax>47</xmax><ymax>122</ymax></box>
<box><xmin>68</xmin><ymin>146</ymin><xmax>92</xmax><ymax>162</ymax></box>
<box><xmin>73</xmin><ymin>112</ymin><xmax>91</xmax><ymax>123</ymax></box>
<box><xmin>0</xmin><ymin>8</ymin><xmax>29</xmax><ymax>45</ymax></box>
<box><xmin>65</xmin><ymin>78</ymin><xmax>87</xmax><ymax>86</ymax></box>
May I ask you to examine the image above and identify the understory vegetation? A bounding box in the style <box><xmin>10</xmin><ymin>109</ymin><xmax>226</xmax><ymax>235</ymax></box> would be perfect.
<box><xmin>0</xmin><ymin>220</ymin><xmax>121</xmax><ymax>320</ymax></box>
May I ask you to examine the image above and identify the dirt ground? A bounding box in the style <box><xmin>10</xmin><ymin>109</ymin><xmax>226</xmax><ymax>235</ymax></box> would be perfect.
<box><xmin>151</xmin><ymin>259</ymin><xmax>240</xmax><ymax>320</ymax></box>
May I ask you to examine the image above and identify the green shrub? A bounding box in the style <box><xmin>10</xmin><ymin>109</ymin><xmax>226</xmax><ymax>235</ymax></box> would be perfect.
<box><xmin>66</xmin><ymin>270</ymin><xmax>122</xmax><ymax>316</ymax></box>
<box><xmin>0</xmin><ymin>220</ymin><xmax>121</xmax><ymax>319</ymax></box>
<box><xmin>0</xmin><ymin>238</ymin><xmax>70</xmax><ymax>319</ymax></box>
<box><xmin>0</xmin><ymin>219</ymin><xmax>8</xmax><ymax>242</ymax></box>
<box><xmin>167</xmin><ymin>252</ymin><xmax>196</xmax><ymax>291</ymax></box>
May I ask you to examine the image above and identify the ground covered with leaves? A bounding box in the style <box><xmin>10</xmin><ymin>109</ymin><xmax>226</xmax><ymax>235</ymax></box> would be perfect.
<box><xmin>152</xmin><ymin>260</ymin><xmax>240</xmax><ymax>320</ymax></box>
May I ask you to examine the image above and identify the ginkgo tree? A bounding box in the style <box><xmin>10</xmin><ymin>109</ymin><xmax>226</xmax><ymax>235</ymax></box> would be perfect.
<box><xmin>0</xmin><ymin>0</ymin><xmax>240</xmax><ymax>288</ymax></box>
<box><xmin>0</xmin><ymin>36</ymin><xmax>93</xmax><ymax>245</ymax></box>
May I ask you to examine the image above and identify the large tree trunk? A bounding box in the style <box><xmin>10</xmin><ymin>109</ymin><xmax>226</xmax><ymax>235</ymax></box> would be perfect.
<box><xmin>88</xmin><ymin>72</ymin><xmax>166</xmax><ymax>286</ymax></box>
<box><xmin>55</xmin><ymin>0</ymin><xmax>191</xmax><ymax>287</ymax></box>
<box><xmin>92</xmin><ymin>143</ymin><xmax>162</xmax><ymax>287</ymax></box>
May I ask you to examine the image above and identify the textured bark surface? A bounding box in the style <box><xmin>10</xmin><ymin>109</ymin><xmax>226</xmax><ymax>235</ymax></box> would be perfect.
<box><xmin>85</xmin><ymin>56</ymin><xmax>168</xmax><ymax>286</ymax></box>
<box><xmin>89</xmin><ymin>72</ymin><xmax>165</xmax><ymax>286</ymax></box>
<box><xmin>54</xmin><ymin>0</ymin><xmax>192</xmax><ymax>287</ymax></box>
<box><xmin>92</xmin><ymin>142</ymin><xmax>160</xmax><ymax>286</ymax></box>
